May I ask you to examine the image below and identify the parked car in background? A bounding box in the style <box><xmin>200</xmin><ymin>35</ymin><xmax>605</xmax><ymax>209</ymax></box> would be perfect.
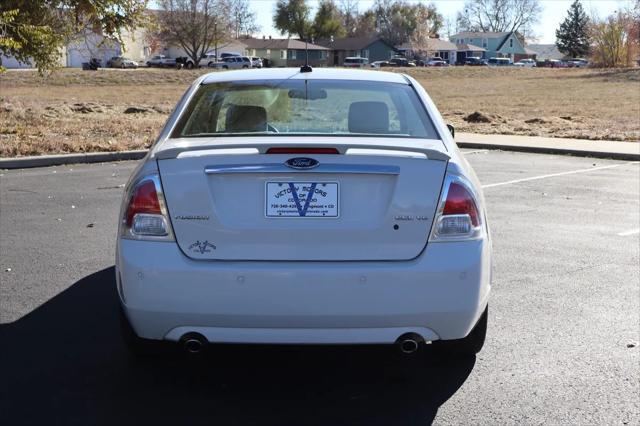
<box><xmin>108</xmin><ymin>57</ymin><xmax>138</xmax><ymax>69</ymax></box>
<box><xmin>147</xmin><ymin>55</ymin><xmax>176</xmax><ymax>68</ymax></box>
<box><xmin>209</xmin><ymin>56</ymin><xmax>252</xmax><ymax>69</ymax></box>
<box><xmin>427</xmin><ymin>58</ymin><xmax>449</xmax><ymax>67</ymax></box>
<box><xmin>567</xmin><ymin>58</ymin><xmax>588</xmax><ymax>68</ymax></box>
<box><xmin>116</xmin><ymin>68</ymin><xmax>491</xmax><ymax>359</ymax></box>
<box><xmin>388</xmin><ymin>57</ymin><xmax>415</xmax><ymax>67</ymax></box>
<box><xmin>487</xmin><ymin>57</ymin><xmax>512</xmax><ymax>66</ymax></box>
<box><xmin>370</xmin><ymin>60</ymin><xmax>390</xmax><ymax>68</ymax></box>
<box><xmin>464</xmin><ymin>57</ymin><xmax>486</xmax><ymax>66</ymax></box>
<box><xmin>343</xmin><ymin>57</ymin><xmax>369</xmax><ymax>67</ymax></box>
<box><xmin>220</xmin><ymin>52</ymin><xmax>241</xmax><ymax>60</ymax></box>
<box><xmin>251</xmin><ymin>57</ymin><xmax>263</xmax><ymax>68</ymax></box>
<box><xmin>513</xmin><ymin>58</ymin><xmax>536</xmax><ymax>68</ymax></box>
<box><xmin>546</xmin><ymin>59</ymin><xmax>568</xmax><ymax>68</ymax></box>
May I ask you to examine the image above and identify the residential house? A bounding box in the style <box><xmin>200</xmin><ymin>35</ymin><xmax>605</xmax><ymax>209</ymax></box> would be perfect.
<box><xmin>450</xmin><ymin>31</ymin><xmax>535</xmax><ymax>62</ymax></box>
<box><xmin>315</xmin><ymin>36</ymin><xmax>397</xmax><ymax>66</ymax></box>
<box><xmin>241</xmin><ymin>38</ymin><xmax>329</xmax><ymax>67</ymax></box>
<box><xmin>526</xmin><ymin>44</ymin><xmax>564</xmax><ymax>61</ymax></box>
<box><xmin>454</xmin><ymin>43</ymin><xmax>487</xmax><ymax>63</ymax></box>
<box><xmin>164</xmin><ymin>40</ymin><xmax>249</xmax><ymax>62</ymax></box>
<box><xmin>396</xmin><ymin>39</ymin><xmax>460</xmax><ymax>64</ymax></box>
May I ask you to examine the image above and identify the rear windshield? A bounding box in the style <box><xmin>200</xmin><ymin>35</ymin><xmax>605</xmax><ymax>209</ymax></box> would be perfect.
<box><xmin>172</xmin><ymin>79</ymin><xmax>438</xmax><ymax>139</ymax></box>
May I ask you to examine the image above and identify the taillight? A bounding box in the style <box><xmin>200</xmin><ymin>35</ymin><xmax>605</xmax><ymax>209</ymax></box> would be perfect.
<box><xmin>120</xmin><ymin>174</ymin><xmax>173</xmax><ymax>240</ymax></box>
<box><xmin>430</xmin><ymin>175</ymin><xmax>483</xmax><ymax>241</ymax></box>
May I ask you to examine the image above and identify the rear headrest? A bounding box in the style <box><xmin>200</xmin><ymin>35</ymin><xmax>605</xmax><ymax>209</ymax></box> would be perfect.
<box><xmin>225</xmin><ymin>105</ymin><xmax>267</xmax><ymax>133</ymax></box>
<box><xmin>348</xmin><ymin>101</ymin><xmax>389</xmax><ymax>134</ymax></box>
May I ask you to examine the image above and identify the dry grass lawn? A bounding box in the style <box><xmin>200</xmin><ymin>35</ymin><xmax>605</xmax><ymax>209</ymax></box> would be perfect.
<box><xmin>0</xmin><ymin>67</ymin><xmax>638</xmax><ymax>157</ymax></box>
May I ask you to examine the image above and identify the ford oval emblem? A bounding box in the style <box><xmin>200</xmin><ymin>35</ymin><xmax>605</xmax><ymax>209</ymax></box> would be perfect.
<box><xmin>284</xmin><ymin>157</ymin><xmax>319</xmax><ymax>170</ymax></box>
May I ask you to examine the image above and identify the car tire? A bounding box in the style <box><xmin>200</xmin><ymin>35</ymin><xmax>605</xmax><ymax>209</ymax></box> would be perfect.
<box><xmin>242</xmin><ymin>65</ymin><xmax>248</xmax><ymax>69</ymax></box>
<box><xmin>121</xmin><ymin>64</ymin><xmax>125</xmax><ymax>69</ymax></box>
<box><xmin>186</xmin><ymin>62</ymin><xmax>194</xmax><ymax>69</ymax></box>
<box><xmin>434</xmin><ymin>305</ymin><xmax>488</xmax><ymax>358</ymax></box>
<box><xmin>223</xmin><ymin>65</ymin><xmax>228</xmax><ymax>69</ymax></box>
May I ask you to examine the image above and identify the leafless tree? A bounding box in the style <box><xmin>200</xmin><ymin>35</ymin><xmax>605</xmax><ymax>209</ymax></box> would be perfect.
<box><xmin>230</xmin><ymin>0</ymin><xmax>259</xmax><ymax>38</ymax></box>
<box><xmin>339</xmin><ymin>0</ymin><xmax>359</xmax><ymax>35</ymax></box>
<box><xmin>457</xmin><ymin>0</ymin><xmax>542</xmax><ymax>35</ymax></box>
<box><xmin>156</xmin><ymin>0</ymin><xmax>232</xmax><ymax>67</ymax></box>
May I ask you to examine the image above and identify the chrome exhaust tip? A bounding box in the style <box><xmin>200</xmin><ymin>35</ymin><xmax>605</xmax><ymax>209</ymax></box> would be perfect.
<box><xmin>396</xmin><ymin>333</ymin><xmax>424</xmax><ymax>354</ymax></box>
<box><xmin>399</xmin><ymin>339</ymin><xmax>419</xmax><ymax>354</ymax></box>
<box><xmin>180</xmin><ymin>333</ymin><xmax>208</xmax><ymax>354</ymax></box>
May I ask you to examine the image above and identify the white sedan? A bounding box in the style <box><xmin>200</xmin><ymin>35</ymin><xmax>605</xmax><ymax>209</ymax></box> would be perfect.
<box><xmin>514</xmin><ymin>58</ymin><xmax>536</xmax><ymax>67</ymax></box>
<box><xmin>116</xmin><ymin>68</ymin><xmax>491</xmax><ymax>358</ymax></box>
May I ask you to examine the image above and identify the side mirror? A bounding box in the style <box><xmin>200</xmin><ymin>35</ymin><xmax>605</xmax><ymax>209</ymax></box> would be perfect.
<box><xmin>447</xmin><ymin>124</ymin><xmax>455</xmax><ymax>138</ymax></box>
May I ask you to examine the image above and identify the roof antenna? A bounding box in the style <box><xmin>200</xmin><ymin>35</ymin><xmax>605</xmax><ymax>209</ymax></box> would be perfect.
<box><xmin>300</xmin><ymin>36</ymin><xmax>312</xmax><ymax>73</ymax></box>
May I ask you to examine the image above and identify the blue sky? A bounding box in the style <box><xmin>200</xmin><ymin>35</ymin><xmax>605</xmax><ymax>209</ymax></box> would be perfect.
<box><xmin>249</xmin><ymin>0</ymin><xmax>629</xmax><ymax>43</ymax></box>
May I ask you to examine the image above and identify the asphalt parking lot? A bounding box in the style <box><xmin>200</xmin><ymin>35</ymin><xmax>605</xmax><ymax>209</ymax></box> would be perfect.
<box><xmin>1</xmin><ymin>150</ymin><xmax>638</xmax><ymax>425</ymax></box>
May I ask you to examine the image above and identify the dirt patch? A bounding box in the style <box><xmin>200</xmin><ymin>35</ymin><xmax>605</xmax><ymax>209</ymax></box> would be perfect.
<box><xmin>464</xmin><ymin>112</ymin><xmax>492</xmax><ymax>123</ymax></box>
<box><xmin>1</xmin><ymin>67</ymin><xmax>639</xmax><ymax>157</ymax></box>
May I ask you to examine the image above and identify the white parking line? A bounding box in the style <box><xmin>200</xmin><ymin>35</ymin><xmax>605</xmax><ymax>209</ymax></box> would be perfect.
<box><xmin>618</xmin><ymin>228</ymin><xmax>640</xmax><ymax>237</ymax></box>
<box><xmin>482</xmin><ymin>163</ymin><xmax>632</xmax><ymax>189</ymax></box>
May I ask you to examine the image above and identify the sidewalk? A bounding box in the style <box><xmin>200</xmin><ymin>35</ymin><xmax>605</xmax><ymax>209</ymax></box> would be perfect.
<box><xmin>456</xmin><ymin>133</ymin><xmax>639</xmax><ymax>161</ymax></box>
<box><xmin>1</xmin><ymin>133</ymin><xmax>639</xmax><ymax>169</ymax></box>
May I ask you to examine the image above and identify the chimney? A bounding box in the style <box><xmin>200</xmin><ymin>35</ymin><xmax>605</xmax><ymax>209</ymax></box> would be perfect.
<box><xmin>269</xmin><ymin>35</ymin><xmax>272</xmax><ymax>39</ymax></box>
<box><xmin>263</xmin><ymin>35</ymin><xmax>265</xmax><ymax>39</ymax></box>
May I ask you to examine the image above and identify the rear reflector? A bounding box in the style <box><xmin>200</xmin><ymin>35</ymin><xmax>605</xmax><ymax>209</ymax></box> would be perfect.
<box><xmin>266</xmin><ymin>147</ymin><xmax>340</xmax><ymax>154</ymax></box>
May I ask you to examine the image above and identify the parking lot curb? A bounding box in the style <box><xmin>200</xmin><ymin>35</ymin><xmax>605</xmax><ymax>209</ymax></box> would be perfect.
<box><xmin>1</xmin><ymin>143</ymin><xmax>638</xmax><ymax>170</ymax></box>
<box><xmin>456</xmin><ymin>142</ymin><xmax>640</xmax><ymax>161</ymax></box>
<box><xmin>0</xmin><ymin>150</ymin><xmax>148</xmax><ymax>170</ymax></box>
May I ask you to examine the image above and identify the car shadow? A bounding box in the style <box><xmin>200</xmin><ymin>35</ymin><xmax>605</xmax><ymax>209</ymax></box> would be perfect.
<box><xmin>0</xmin><ymin>267</ymin><xmax>475</xmax><ymax>426</ymax></box>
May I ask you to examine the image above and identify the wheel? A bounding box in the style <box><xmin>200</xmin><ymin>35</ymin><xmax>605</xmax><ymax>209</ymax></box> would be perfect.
<box><xmin>121</xmin><ymin>63</ymin><xmax>125</xmax><ymax>69</ymax></box>
<box><xmin>186</xmin><ymin>61</ymin><xmax>194</xmax><ymax>69</ymax></box>
<box><xmin>242</xmin><ymin>65</ymin><xmax>248</xmax><ymax>69</ymax></box>
<box><xmin>223</xmin><ymin>65</ymin><xmax>228</xmax><ymax>69</ymax></box>
<box><xmin>434</xmin><ymin>305</ymin><xmax>488</xmax><ymax>357</ymax></box>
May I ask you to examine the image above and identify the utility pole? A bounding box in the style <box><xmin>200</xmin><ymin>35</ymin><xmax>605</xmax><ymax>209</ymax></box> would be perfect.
<box><xmin>214</xmin><ymin>20</ymin><xmax>218</xmax><ymax>59</ymax></box>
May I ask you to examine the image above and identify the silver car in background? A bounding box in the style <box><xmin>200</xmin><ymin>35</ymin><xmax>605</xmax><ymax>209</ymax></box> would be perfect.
<box><xmin>117</xmin><ymin>68</ymin><xmax>491</xmax><ymax>359</ymax></box>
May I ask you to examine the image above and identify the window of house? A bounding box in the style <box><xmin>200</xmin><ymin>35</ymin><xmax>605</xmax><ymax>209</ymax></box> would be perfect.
<box><xmin>287</xmin><ymin>50</ymin><xmax>297</xmax><ymax>59</ymax></box>
<box><xmin>280</xmin><ymin>50</ymin><xmax>286</xmax><ymax>59</ymax></box>
<box><xmin>361</xmin><ymin>49</ymin><xmax>370</xmax><ymax>58</ymax></box>
<box><xmin>266</xmin><ymin>49</ymin><xmax>271</xmax><ymax>57</ymax></box>
<box><xmin>509</xmin><ymin>38</ymin><xmax>513</xmax><ymax>48</ymax></box>
<box><xmin>482</xmin><ymin>38</ymin><xmax>487</xmax><ymax>48</ymax></box>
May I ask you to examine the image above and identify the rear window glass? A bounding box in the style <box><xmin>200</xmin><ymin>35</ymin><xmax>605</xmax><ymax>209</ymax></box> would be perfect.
<box><xmin>172</xmin><ymin>79</ymin><xmax>438</xmax><ymax>139</ymax></box>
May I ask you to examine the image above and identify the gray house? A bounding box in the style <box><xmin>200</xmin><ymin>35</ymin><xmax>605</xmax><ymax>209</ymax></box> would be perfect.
<box><xmin>316</xmin><ymin>36</ymin><xmax>397</xmax><ymax>66</ymax></box>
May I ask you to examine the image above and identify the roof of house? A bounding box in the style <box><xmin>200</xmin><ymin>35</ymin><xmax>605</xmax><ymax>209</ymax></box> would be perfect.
<box><xmin>451</xmin><ymin>31</ymin><xmax>510</xmax><ymax>39</ymax></box>
<box><xmin>456</xmin><ymin>43</ymin><xmax>486</xmax><ymax>52</ymax></box>
<box><xmin>396</xmin><ymin>38</ymin><xmax>458</xmax><ymax>51</ymax></box>
<box><xmin>526</xmin><ymin>44</ymin><xmax>564</xmax><ymax>60</ymax></box>
<box><xmin>314</xmin><ymin>36</ymin><xmax>394</xmax><ymax>51</ymax></box>
<box><xmin>241</xmin><ymin>38</ymin><xmax>329</xmax><ymax>50</ymax></box>
<box><xmin>495</xmin><ymin>32</ymin><xmax>521</xmax><ymax>51</ymax></box>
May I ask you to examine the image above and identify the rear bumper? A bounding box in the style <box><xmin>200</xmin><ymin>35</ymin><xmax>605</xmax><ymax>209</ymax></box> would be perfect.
<box><xmin>116</xmin><ymin>238</ymin><xmax>491</xmax><ymax>343</ymax></box>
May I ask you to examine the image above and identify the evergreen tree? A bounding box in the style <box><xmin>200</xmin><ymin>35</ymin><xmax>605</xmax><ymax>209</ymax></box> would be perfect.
<box><xmin>312</xmin><ymin>0</ymin><xmax>346</xmax><ymax>39</ymax></box>
<box><xmin>556</xmin><ymin>0</ymin><xmax>590</xmax><ymax>58</ymax></box>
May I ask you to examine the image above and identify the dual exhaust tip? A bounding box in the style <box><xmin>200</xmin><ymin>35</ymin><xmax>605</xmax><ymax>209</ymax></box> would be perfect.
<box><xmin>179</xmin><ymin>332</ymin><xmax>425</xmax><ymax>355</ymax></box>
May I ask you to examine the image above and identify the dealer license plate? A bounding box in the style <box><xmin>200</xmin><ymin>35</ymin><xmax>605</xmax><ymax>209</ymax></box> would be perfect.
<box><xmin>266</xmin><ymin>182</ymin><xmax>339</xmax><ymax>218</ymax></box>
